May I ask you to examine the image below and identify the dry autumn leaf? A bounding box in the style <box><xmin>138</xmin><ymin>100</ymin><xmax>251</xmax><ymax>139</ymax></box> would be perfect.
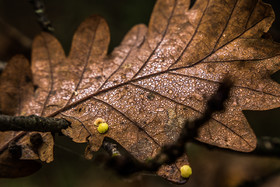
<box><xmin>0</xmin><ymin>55</ymin><xmax>41</xmax><ymax>177</ymax></box>
<box><xmin>0</xmin><ymin>55</ymin><xmax>33</xmax><ymax>115</ymax></box>
<box><xmin>1</xmin><ymin>0</ymin><xmax>280</xmax><ymax>184</ymax></box>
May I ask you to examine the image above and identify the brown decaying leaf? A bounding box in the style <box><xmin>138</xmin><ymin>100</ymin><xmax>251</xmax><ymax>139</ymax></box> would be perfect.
<box><xmin>0</xmin><ymin>55</ymin><xmax>33</xmax><ymax>115</ymax></box>
<box><xmin>0</xmin><ymin>56</ymin><xmax>41</xmax><ymax>177</ymax></box>
<box><xmin>0</xmin><ymin>56</ymin><xmax>53</xmax><ymax>164</ymax></box>
<box><xmin>1</xmin><ymin>0</ymin><xmax>280</xmax><ymax>183</ymax></box>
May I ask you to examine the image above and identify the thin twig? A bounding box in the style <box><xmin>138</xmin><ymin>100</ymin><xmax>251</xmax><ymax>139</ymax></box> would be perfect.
<box><xmin>0</xmin><ymin>17</ymin><xmax>32</xmax><ymax>49</ymax></box>
<box><xmin>29</xmin><ymin>0</ymin><xmax>54</xmax><ymax>33</ymax></box>
<box><xmin>0</xmin><ymin>114</ymin><xmax>70</xmax><ymax>133</ymax></box>
<box><xmin>101</xmin><ymin>78</ymin><xmax>233</xmax><ymax>176</ymax></box>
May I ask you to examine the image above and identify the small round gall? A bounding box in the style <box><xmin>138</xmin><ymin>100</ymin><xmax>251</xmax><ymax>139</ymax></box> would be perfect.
<box><xmin>180</xmin><ymin>165</ymin><xmax>192</xmax><ymax>178</ymax></box>
<box><xmin>97</xmin><ymin>122</ymin><xmax>109</xmax><ymax>134</ymax></box>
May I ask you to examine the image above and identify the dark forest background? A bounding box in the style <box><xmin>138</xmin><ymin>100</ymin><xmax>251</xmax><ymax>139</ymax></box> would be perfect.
<box><xmin>0</xmin><ymin>0</ymin><xmax>280</xmax><ymax>186</ymax></box>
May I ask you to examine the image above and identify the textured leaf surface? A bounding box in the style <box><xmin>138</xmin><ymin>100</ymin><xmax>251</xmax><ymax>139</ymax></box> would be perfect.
<box><xmin>1</xmin><ymin>0</ymin><xmax>280</xmax><ymax>183</ymax></box>
<box><xmin>0</xmin><ymin>55</ymin><xmax>42</xmax><ymax>177</ymax></box>
<box><xmin>0</xmin><ymin>55</ymin><xmax>33</xmax><ymax>115</ymax></box>
<box><xmin>0</xmin><ymin>55</ymin><xmax>53</xmax><ymax>163</ymax></box>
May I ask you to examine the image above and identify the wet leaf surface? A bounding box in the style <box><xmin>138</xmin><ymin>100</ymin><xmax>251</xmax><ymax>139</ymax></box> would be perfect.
<box><xmin>1</xmin><ymin>0</ymin><xmax>280</xmax><ymax>183</ymax></box>
<box><xmin>0</xmin><ymin>55</ymin><xmax>33</xmax><ymax>115</ymax></box>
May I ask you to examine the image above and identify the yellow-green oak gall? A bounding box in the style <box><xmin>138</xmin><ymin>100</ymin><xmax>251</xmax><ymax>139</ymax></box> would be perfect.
<box><xmin>94</xmin><ymin>118</ymin><xmax>109</xmax><ymax>134</ymax></box>
<box><xmin>97</xmin><ymin>122</ymin><xmax>109</xmax><ymax>134</ymax></box>
<box><xmin>180</xmin><ymin>165</ymin><xmax>192</xmax><ymax>178</ymax></box>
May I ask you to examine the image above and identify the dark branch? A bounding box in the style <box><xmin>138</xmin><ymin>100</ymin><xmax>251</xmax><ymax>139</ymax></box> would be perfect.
<box><xmin>101</xmin><ymin>78</ymin><xmax>233</xmax><ymax>176</ymax></box>
<box><xmin>0</xmin><ymin>18</ymin><xmax>32</xmax><ymax>49</ymax></box>
<box><xmin>0</xmin><ymin>114</ymin><xmax>70</xmax><ymax>133</ymax></box>
<box><xmin>102</xmin><ymin>141</ymin><xmax>121</xmax><ymax>157</ymax></box>
<box><xmin>29</xmin><ymin>0</ymin><xmax>54</xmax><ymax>33</ymax></box>
<box><xmin>144</xmin><ymin>78</ymin><xmax>232</xmax><ymax>170</ymax></box>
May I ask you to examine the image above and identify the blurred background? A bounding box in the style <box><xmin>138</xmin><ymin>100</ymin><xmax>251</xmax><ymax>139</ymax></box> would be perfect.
<box><xmin>0</xmin><ymin>0</ymin><xmax>280</xmax><ymax>186</ymax></box>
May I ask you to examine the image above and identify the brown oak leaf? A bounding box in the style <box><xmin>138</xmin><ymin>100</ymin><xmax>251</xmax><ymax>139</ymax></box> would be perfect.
<box><xmin>0</xmin><ymin>55</ymin><xmax>33</xmax><ymax>115</ymax></box>
<box><xmin>0</xmin><ymin>55</ymin><xmax>54</xmax><ymax>163</ymax></box>
<box><xmin>0</xmin><ymin>55</ymin><xmax>41</xmax><ymax>177</ymax></box>
<box><xmin>1</xmin><ymin>0</ymin><xmax>280</xmax><ymax>183</ymax></box>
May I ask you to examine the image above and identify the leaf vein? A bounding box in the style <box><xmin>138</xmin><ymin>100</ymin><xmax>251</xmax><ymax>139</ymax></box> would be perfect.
<box><xmin>97</xmin><ymin>26</ymin><xmax>141</xmax><ymax>91</ymax></box>
<box><xmin>168</xmin><ymin>72</ymin><xmax>280</xmax><ymax>98</ymax></box>
<box><xmin>212</xmin><ymin>0</ymin><xmax>239</xmax><ymax>51</ymax></box>
<box><xmin>41</xmin><ymin>36</ymin><xmax>55</xmax><ymax>116</ymax></box>
<box><xmin>130</xmin><ymin>82</ymin><xmax>254</xmax><ymax>148</ymax></box>
<box><xmin>168</xmin><ymin>0</ymin><xmax>210</xmax><ymax>69</ymax></box>
<box><xmin>131</xmin><ymin>0</ymin><xmax>178</xmax><ymax>79</ymax></box>
<box><xmin>91</xmin><ymin>97</ymin><xmax>160</xmax><ymax>146</ymax></box>
<box><xmin>65</xmin><ymin>18</ymin><xmax>101</xmax><ymax>106</ymax></box>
